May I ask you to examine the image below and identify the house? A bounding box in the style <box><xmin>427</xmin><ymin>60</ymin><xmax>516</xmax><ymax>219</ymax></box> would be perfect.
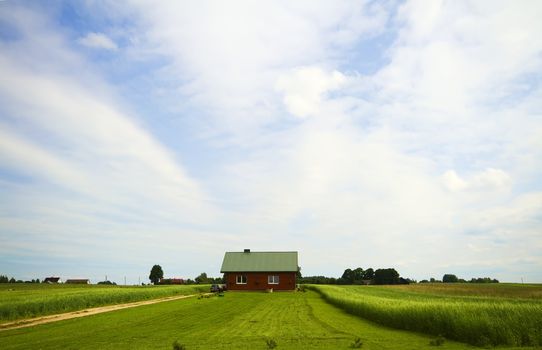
<box><xmin>220</xmin><ymin>249</ymin><xmax>298</xmax><ymax>291</ymax></box>
<box><xmin>65</xmin><ymin>279</ymin><xmax>90</xmax><ymax>284</ymax></box>
<box><xmin>43</xmin><ymin>277</ymin><xmax>61</xmax><ymax>283</ymax></box>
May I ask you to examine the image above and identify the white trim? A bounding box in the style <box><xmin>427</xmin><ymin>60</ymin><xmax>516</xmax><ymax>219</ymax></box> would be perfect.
<box><xmin>236</xmin><ymin>275</ymin><xmax>247</xmax><ymax>284</ymax></box>
<box><xmin>268</xmin><ymin>275</ymin><xmax>279</xmax><ymax>284</ymax></box>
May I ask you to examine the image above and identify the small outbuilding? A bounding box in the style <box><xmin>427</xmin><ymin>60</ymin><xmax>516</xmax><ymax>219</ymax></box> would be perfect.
<box><xmin>65</xmin><ymin>279</ymin><xmax>90</xmax><ymax>284</ymax></box>
<box><xmin>220</xmin><ymin>249</ymin><xmax>298</xmax><ymax>291</ymax></box>
<box><xmin>43</xmin><ymin>277</ymin><xmax>61</xmax><ymax>283</ymax></box>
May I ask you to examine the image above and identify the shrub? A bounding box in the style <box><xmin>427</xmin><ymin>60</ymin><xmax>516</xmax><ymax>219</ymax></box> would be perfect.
<box><xmin>429</xmin><ymin>335</ymin><xmax>445</xmax><ymax>346</ymax></box>
<box><xmin>350</xmin><ymin>337</ymin><xmax>363</xmax><ymax>348</ymax></box>
<box><xmin>265</xmin><ymin>338</ymin><xmax>277</xmax><ymax>349</ymax></box>
<box><xmin>172</xmin><ymin>340</ymin><xmax>186</xmax><ymax>350</ymax></box>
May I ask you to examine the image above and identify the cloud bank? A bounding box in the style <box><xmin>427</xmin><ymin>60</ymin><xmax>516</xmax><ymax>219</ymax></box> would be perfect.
<box><xmin>0</xmin><ymin>1</ymin><xmax>541</xmax><ymax>283</ymax></box>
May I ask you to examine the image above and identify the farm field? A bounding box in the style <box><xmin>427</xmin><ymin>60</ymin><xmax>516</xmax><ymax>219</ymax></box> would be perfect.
<box><xmin>0</xmin><ymin>290</ymin><xmax>490</xmax><ymax>350</ymax></box>
<box><xmin>0</xmin><ymin>283</ymin><xmax>209</xmax><ymax>322</ymax></box>
<box><xmin>308</xmin><ymin>284</ymin><xmax>542</xmax><ymax>347</ymax></box>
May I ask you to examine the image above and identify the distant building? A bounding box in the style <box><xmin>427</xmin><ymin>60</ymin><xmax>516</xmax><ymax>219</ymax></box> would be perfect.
<box><xmin>65</xmin><ymin>279</ymin><xmax>90</xmax><ymax>284</ymax></box>
<box><xmin>220</xmin><ymin>249</ymin><xmax>298</xmax><ymax>291</ymax></box>
<box><xmin>43</xmin><ymin>277</ymin><xmax>61</xmax><ymax>283</ymax></box>
<box><xmin>159</xmin><ymin>278</ymin><xmax>185</xmax><ymax>285</ymax></box>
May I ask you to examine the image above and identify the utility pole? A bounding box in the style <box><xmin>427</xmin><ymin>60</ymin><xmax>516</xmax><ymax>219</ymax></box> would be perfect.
<box><xmin>124</xmin><ymin>276</ymin><xmax>126</xmax><ymax>286</ymax></box>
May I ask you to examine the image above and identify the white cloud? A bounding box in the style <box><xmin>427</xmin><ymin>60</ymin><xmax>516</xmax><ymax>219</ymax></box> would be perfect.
<box><xmin>0</xmin><ymin>8</ymin><xmax>218</xmax><ymax>252</ymax></box>
<box><xmin>1</xmin><ymin>1</ymin><xmax>542</xmax><ymax>283</ymax></box>
<box><xmin>78</xmin><ymin>32</ymin><xmax>118</xmax><ymax>50</ymax></box>
<box><xmin>120</xmin><ymin>0</ymin><xmax>388</xmax><ymax>137</ymax></box>
<box><xmin>276</xmin><ymin>67</ymin><xmax>345</xmax><ymax>118</ymax></box>
<box><xmin>442</xmin><ymin>168</ymin><xmax>511</xmax><ymax>192</ymax></box>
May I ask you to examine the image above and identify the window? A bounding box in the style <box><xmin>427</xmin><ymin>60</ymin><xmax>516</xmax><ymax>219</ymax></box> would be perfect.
<box><xmin>268</xmin><ymin>275</ymin><xmax>279</xmax><ymax>284</ymax></box>
<box><xmin>236</xmin><ymin>275</ymin><xmax>247</xmax><ymax>284</ymax></box>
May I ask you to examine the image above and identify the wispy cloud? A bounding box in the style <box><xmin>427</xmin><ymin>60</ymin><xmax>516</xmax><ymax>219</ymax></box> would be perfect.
<box><xmin>78</xmin><ymin>32</ymin><xmax>118</xmax><ymax>50</ymax></box>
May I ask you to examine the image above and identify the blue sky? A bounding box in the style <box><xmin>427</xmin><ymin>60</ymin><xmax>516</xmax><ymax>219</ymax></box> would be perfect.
<box><xmin>1</xmin><ymin>0</ymin><xmax>541</xmax><ymax>284</ymax></box>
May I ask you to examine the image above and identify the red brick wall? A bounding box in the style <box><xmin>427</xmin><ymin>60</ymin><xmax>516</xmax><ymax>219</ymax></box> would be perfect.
<box><xmin>225</xmin><ymin>272</ymin><xmax>296</xmax><ymax>291</ymax></box>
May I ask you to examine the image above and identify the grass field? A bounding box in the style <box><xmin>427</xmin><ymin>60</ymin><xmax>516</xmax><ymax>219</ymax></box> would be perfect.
<box><xmin>0</xmin><ymin>283</ymin><xmax>209</xmax><ymax>322</ymax></box>
<box><xmin>0</xmin><ymin>290</ymin><xmax>496</xmax><ymax>350</ymax></box>
<box><xmin>307</xmin><ymin>284</ymin><xmax>542</xmax><ymax>347</ymax></box>
<box><xmin>2</xmin><ymin>283</ymin><xmax>541</xmax><ymax>349</ymax></box>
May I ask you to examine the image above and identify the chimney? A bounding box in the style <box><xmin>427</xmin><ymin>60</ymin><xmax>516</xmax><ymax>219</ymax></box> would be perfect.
<box><xmin>244</xmin><ymin>249</ymin><xmax>250</xmax><ymax>253</ymax></box>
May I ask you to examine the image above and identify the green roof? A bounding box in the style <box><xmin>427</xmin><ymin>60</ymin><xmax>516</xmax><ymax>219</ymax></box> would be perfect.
<box><xmin>220</xmin><ymin>251</ymin><xmax>298</xmax><ymax>272</ymax></box>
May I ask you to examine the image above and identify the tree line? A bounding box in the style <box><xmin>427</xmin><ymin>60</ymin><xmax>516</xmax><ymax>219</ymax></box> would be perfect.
<box><xmin>0</xmin><ymin>275</ymin><xmax>41</xmax><ymax>283</ymax></box>
<box><xmin>298</xmin><ymin>269</ymin><xmax>499</xmax><ymax>285</ymax></box>
<box><xmin>419</xmin><ymin>274</ymin><xmax>499</xmax><ymax>283</ymax></box>
<box><xmin>148</xmin><ymin>265</ymin><xmax>223</xmax><ymax>285</ymax></box>
<box><xmin>298</xmin><ymin>267</ymin><xmax>413</xmax><ymax>285</ymax></box>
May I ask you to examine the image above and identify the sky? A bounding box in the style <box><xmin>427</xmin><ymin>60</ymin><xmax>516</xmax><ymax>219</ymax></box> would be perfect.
<box><xmin>0</xmin><ymin>0</ymin><xmax>541</xmax><ymax>284</ymax></box>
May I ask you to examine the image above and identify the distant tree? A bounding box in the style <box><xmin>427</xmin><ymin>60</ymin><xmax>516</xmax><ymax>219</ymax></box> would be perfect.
<box><xmin>399</xmin><ymin>277</ymin><xmax>415</xmax><ymax>284</ymax></box>
<box><xmin>9</xmin><ymin>277</ymin><xmax>16</xmax><ymax>283</ymax></box>
<box><xmin>352</xmin><ymin>268</ymin><xmax>365</xmax><ymax>284</ymax></box>
<box><xmin>374</xmin><ymin>268</ymin><xmax>400</xmax><ymax>285</ymax></box>
<box><xmin>341</xmin><ymin>269</ymin><xmax>355</xmax><ymax>284</ymax></box>
<box><xmin>419</xmin><ymin>279</ymin><xmax>429</xmax><ymax>283</ymax></box>
<box><xmin>469</xmin><ymin>277</ymin><xmax>499</xmax><ymax>284</ymax></box>
<box><xmin>296</xmin><ymin>266</ymin><xmax>302</xmax><ymax>280</ymax></box>
<box><xmin>363</xmin><ymin>268</ymin><xmax>375</xmax><ymax>280</ymax></box>
<box><xmin>0</xmin><ymin>275</ymin><xmax>8</xmax><ymax>283</ymax></box>
<box><xmin>442</xmin><ymin>274</ymin><xmax>459</xmax><ymax>283</ymax></box>
<box><xmin>97</xmin><ymin>280</ymin><xmax>117</xmax><ymax>285</ymax></box>
<box><xmin>299</xmin><ymin>276</ymin><xmax>337</xmax><ymax>284</ymax></box>
<box><xmin>149</xmin><ymin>265</ymin><xmax>164</xmax><ymax>284</ymax></box>
<box><xmin>195</xmin><ymin>272</ymin><xmax>209</xmax><ymax>284</ymax></box>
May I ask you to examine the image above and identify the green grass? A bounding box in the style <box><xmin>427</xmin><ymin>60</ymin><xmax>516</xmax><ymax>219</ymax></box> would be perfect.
<box><xmin>0</xmin><ymin>283</ymin><xmax>209</xmax><ymax>322</ymax></box>
<box><xmin>387</xmin><ymin>283</ymin><xmax>542</xmax><ymax>299</ymax></box>
<box><xmin>0</xmin><ymin>291</ymin><xmax>489</xmax><ymax>350</ymax></box>
<box><xmin>307</xmin><ymin>284</ymin><xmax>542</xmax><ymax>347</ymax></box>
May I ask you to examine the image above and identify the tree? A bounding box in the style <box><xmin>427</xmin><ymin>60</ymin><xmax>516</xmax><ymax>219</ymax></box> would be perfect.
<box><xmin>363</xmin><ymin>268</ymin><xmax>375</xmax><ymax>280</ymax></box>
<box><xmin>149</xmin><ymin>265</ymin><xmax>164</xmax><ymax>284</ymax></box>
<box><xmin>0</xmin><ymin>275</ymin><xmax>8</xmax><ymax>283</ymax></box>
<box><xmin>195</xmin><ymin>272</ymin><xmax>209</xmax><ymax>284</ymax></box>
<box><xmin>352</xmin><ymin>267</ymin><xmax>365</xmax><ymax>284</ymax></box>
<box><xmin>374</xmin><ymin>268</ymin><xmax>400</xmax><ymax>285</ymax></box>
<box><xmin>341</xmin><ymin>268</ymin><xmax>355</xmax><ymax>284</ymax></box>
<box><xmin>442</xmin><ymin>274</ymin><xmax>459</xmax><ymax>283</ymax></box>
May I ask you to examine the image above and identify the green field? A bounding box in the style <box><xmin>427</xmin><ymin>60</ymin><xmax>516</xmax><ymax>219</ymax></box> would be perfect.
<box><xmin>0</xmin><ymin>290</ymin><xmax>487</xmax><ymax>350</ymax></box>
<box><xmin>1</xmin><ymin>283</ymin><xmax>541</xmax><ymax>349</ymax></box>
<box><xmin>308</xmin><ymin>284</ymin><xmax>542</xmax><ymax>347</ymax></box>
<box><xmin>0</xmin><ymin>284</ymin><xmax>209</xmax><ymax>322</ymax></box>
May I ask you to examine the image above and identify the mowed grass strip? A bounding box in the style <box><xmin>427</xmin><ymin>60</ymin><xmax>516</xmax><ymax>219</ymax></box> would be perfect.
<box><xmin>0</xmin><ymin>291</ymin><xmax>476</xmax><ymax>350</ymax></box>
<box><xmin>308</xmin><ymin>284</ymin><xmax>542</xmax><ymax>347</ymax></box>
<box><xmin>0</xmin><ymin>284</ymin><xmax>209</xmax><ymax>322</ymax></box>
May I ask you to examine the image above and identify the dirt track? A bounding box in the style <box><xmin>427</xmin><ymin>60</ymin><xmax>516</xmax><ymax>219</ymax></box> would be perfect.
<box><xmin>0</xmin><ymin>293</ymin><xmax>203</xmax><ymax>331</ymax></box>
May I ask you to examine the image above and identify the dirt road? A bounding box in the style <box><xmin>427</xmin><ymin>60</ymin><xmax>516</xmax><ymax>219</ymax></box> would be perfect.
<box><xmin>0</xmin><ymin>293</ymin><xmax>205</xmax><ymax>331</ymax></box>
